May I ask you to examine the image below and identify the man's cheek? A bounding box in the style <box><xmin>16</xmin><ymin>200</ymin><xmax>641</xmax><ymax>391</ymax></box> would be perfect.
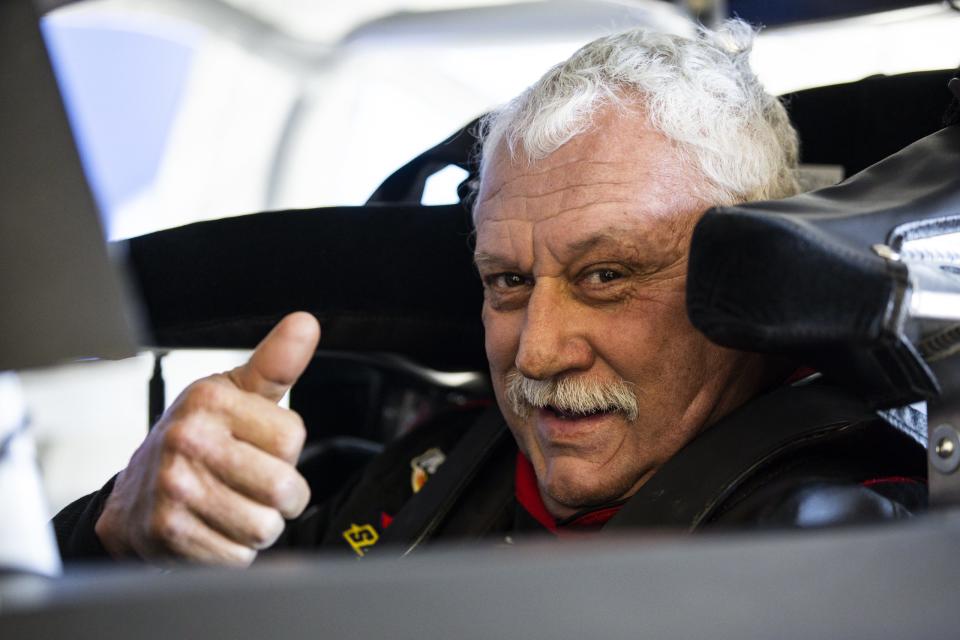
<box><xmin>482</xmin><ymin>310</ymin><xmax>521</xmax><ymax>372</ymax></box>
<box><xmin>480</xmin><ymin>300</ymin><xmax>493</xmax><ymax>332</ymax></box>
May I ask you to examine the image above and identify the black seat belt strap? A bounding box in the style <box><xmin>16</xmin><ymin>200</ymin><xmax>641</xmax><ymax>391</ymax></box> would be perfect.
<box><xmin>375</xmin><ymin>405</ymin><xmax>508</xmax><ymax>555</ymax></box>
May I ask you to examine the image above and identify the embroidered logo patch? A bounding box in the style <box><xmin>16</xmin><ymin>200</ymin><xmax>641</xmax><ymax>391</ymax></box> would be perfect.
<box><xmin>342</xmin><ymin>523</ymin><xmax>379</xmax><ymax>557</ymax></box>
<box><xmin>410</xmin><ymin>447</ymin><xmax>446</xmax><ymax>494</ymax></box>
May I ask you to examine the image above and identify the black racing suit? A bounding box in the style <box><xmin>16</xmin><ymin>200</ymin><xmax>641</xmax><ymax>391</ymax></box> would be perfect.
<box><xmin>54</xmin><ymin>381</ymin><xmax>927</xmax><ymax>563</ymax></box>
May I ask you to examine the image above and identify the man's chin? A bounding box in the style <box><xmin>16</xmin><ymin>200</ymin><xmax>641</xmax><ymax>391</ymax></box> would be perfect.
<box><xmin>537</xmin><ymin>456</ymin><xmax>642</xmax><ymax>517</ymax></box>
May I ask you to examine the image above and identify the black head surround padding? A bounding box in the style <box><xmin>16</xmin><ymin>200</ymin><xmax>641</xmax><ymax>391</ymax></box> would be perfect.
<box><xmin>687</xmin><ymin>124</ymin><xmax>960</xmax><ymax>409</ymax></box>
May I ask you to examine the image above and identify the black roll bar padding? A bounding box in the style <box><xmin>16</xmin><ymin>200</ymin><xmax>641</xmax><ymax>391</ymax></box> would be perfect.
<box><xmin>122</xmin><ymin>204</ymin><xmax>486</xmax><ymax>371</ymax></box>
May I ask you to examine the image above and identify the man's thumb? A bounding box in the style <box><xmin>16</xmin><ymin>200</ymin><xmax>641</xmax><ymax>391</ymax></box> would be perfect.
<box><xmin>228</xmin><ymin>312</ymin><xmax>320</xmax><ymax>403</ymax></box>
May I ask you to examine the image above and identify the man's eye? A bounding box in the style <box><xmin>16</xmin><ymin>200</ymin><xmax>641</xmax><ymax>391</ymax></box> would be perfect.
<box><xmin>584</xmin><ymin>268</ymin><xmax>623</xmax><ymax>285</ymax></box>
<box><xmin>490</xmin><ymin>273</ymin><xmax>528</xmax><ymax>288</ymax></box>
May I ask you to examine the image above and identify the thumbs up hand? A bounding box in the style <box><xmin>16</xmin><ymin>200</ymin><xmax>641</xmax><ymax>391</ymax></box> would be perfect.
<box><xmin>95</xmin><ymin>313</ymin><xmax>320</xmax><ymax>566</ymax></box>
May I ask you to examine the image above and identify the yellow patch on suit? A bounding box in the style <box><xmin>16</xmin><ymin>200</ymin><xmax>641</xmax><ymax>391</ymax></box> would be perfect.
<box><xmin>342</xmin><ymin>523</ymin><xmax>379</xmax><ymax>557</ymax></box>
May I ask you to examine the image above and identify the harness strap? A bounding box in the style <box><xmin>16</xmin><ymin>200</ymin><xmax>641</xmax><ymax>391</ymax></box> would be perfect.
<box><xmin>375</xmin><ymin>405</ymin><xmax>508</xmax><ymax>555</ymax></box>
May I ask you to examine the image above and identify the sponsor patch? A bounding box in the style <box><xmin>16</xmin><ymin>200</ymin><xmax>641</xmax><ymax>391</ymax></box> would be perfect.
<box><xmin>342</xmin><ymin>523</ymin><xmax>379</xmax><ymax>557</ymax></box>
<box><xmin>410</xmin><ymin>447</ymin><xmax>446</xmax><ymax>494</ymax></box>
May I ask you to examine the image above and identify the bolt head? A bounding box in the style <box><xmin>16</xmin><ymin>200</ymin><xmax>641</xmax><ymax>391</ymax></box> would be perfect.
<box><xmin>936</xmin><ymin>437</ymin><xmax>956</xmax><ymax>459</ymax></box>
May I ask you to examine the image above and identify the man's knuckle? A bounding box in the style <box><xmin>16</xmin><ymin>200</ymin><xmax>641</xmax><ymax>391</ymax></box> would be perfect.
<box><xmin>164</xmin><ymin>421</ymin><xmax>204</xmax><ymax>457</ymax></box>
<box><xmin>183</xmin><ymin>379</ymin><xmax>228</xmax><ymax>412</ymax></box>
<box><xmin>156</xmin><ymin>467</ymin><xmax>194</xmax><ymax>503</ymax></box>
<box><xmin>250</xmin><ymin>511</ymin><xmax>285</xmax><ymax>549</ymax></box>
<box><xmin>228</xmin><ymin>546</ymin><xmax>257</xmax><ymax>568</ymax></box>
<box><xmin>273</xmin><ymin>430</ymin><xmax>295</xmax><ymax>459</ymax></box>
<box><xmin>265</xmin><ymin>473</ymin><xmax>293</xmax><ymax>510</ymax></box>
<box><xmin>150</xmin><ymin>508</ymin><xmax>187</xmax><ymax>545</ymax></box>
<box><xmin>290</xmin><ymin>412</ymin><xmax>307</xmax><ymax>443</ymax></box>
<box><xmin>290</xmin><ymin>473</ymin><xmax>311</xmax><ymax>516</ymax></box>
<box><xmin>274</xmin><ymin>415</ymin><xmax>306</xmax><ymax>460</ymax></box>
<box><xmin>271</xmin><ymin>471</ymin><xmax>309</xmax><ymax>518</ymax></box>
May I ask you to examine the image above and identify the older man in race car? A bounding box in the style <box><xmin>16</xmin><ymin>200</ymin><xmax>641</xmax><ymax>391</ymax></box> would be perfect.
<box><xmin>54</xmin><ymin>20</ymin><xmax>924</xmax><ymax>565</ymax></box>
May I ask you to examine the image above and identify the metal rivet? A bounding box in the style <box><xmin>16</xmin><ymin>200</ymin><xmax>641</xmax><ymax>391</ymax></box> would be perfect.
<box><xmin>936</xmin><ymin>438</ymin><xmax>955</xmax><ymax>459</ymax></box>
<box><xmin>930</xmin><ymin>424</ymin><xmax>960</xmax><ymax>474</ymax></box>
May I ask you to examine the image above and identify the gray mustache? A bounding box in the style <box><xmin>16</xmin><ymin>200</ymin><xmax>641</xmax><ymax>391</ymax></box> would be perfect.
<box><xmin>504</xmin><ymin>370</ymin><xmax>639</xmax><ymax>422</ymax></box>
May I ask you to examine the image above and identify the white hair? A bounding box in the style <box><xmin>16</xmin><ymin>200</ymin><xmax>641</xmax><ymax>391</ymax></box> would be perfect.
<box><xmin>478</xmin><ymin>19</ymin><xmax>800</xmax><ymax>206</ymax></box>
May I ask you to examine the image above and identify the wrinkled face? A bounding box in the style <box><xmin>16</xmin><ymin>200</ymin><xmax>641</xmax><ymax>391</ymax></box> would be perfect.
<box><xmin>475</xmin><ymin>108</ymin><xmax>767</xmax><ymax>519</ymax></box>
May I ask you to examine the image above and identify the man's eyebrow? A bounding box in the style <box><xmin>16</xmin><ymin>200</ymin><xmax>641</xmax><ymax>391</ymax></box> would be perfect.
<box><xmin>472</xmin><ymin>251</ymin><xmax>514</xmax><ymax>270</ymax></box>
<box><xmin>474</xmin><ymin>232</ymin><xmax>640</xmax><ymax>270</ymax></box>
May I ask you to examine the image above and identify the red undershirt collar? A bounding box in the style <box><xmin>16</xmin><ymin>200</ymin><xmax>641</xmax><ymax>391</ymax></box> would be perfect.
<box><xmin>514</xmin><ymin>451</ymin><xmax>624</xmax><ymax>536</ymax></box>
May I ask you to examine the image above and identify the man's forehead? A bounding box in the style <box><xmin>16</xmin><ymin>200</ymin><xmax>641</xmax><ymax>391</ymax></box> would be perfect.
<box><xmin>473</xmin><ymin>203</ymin><xmax>701</xmax><ymax>275</ymax></box>
<box><xmin>475</xmin><ymin>108</ymin><xmax>705</xmax><ymax>225</ymax></box>
<box><xmin>478</xmin><ymin>116</ymin><xmax>684</xmax><ymax>205</ymax></box>
<box><xmin>471</xmin><ymin>106</ymin><xmax>712</xmax><ymax>271</ymax></box>
<box><xmin>478</xmin><ymin>165</ymin><xmax>679</xmax><ymax>228</ymax></box>
<box><xmin>474</xmin><ymin>225</ymin><xmax>653</xmax><ymax>269</ymax></box>
<box><xmin>474</xmin><ymin>169</ymin><xmax>703</xmax><ymax>268</ymax></box>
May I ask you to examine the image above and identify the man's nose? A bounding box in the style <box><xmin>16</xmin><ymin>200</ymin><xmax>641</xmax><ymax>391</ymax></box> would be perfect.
<box><xmin>515</xmin><ymin>281</ymin><xmax>594</xmax><ymax>380</ymax></box>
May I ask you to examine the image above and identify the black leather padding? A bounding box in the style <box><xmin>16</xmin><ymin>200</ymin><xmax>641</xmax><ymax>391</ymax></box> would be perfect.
<box><xmin>123</xmin><ymin>204</ymin><xmax>486</xmax><ymax>371</ymax></box>
<box><xmin>687</xmin><ymin>126</ymin><xmax>960</xmax><ymax>408</ymax></box>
